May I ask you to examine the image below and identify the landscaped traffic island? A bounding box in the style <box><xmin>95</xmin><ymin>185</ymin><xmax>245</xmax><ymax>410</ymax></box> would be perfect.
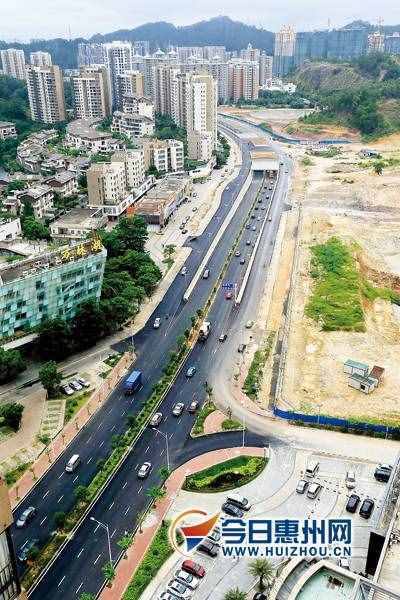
<box><xmin>183</xmin><ymin>455</ymin><xmax>267</xmax><ymax>492</ymax></box>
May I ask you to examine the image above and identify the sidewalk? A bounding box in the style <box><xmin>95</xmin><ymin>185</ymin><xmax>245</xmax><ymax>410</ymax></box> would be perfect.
<box><xmin>99</xmin><ymin>446</ymin><xmax>264</xmax><ymax>600</ymax></box>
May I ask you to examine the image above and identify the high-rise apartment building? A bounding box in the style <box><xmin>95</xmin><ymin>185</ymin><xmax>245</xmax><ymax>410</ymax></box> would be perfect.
<box><xmin>228</xmin><ymin>61</ymin><xmax>259</xmax><ymax>102</ymax></box>
<box><xmin>385</xmin><ymin>32</ymin><xmax>400</xmax><ymax>55</ymax></box>
<box><xmin>133</xmin><ymin>41</ymin><xmax>150</xmax><ymax>56</ymax></box>
<box><xmin>185</xmin><ymin>73</ymin><xmax>217</xmax><ymax>162</ymax></box>
<box><xmin>72</xmin><ymin>66</ymin><xmax>111</xmax><ymax>119</ymax></box>
<box><xmin>259</xmin><ymin>53</ymin><xmax>273</xmax><ymax>85</ymax></box>
<box><xmin>29</xmin><ymin>51</ymin><xmax>52</xmax><ymax>67</ymax></box>
<box><xmin>122</xmin><ymin>95</ymin><xmax>155</xmax><ymax>119</ymax></box>
<box><xmin>140</xmin><ymin>138</ymin><xmax>184</xmax><ymax>173</ymax></box>
<box><xmin>115</xmin><ymin>71</ymin><xmax>144</xmax><ymax>108</ymax></box>
<box><xmin>327</xmin><ymin>28</ymin><xmax>368</xmax><ymax>60</ymax></box>
<box><xmin>203</xmin><ymin>46</ymin><xmax>227</xmax><ymax>61</ymax></box>
<box><xmin>111</xmin><ymin>149</ymin><xmax>146</xmax><ymax>190</ymax></box>
<box><xmin>26</xmin><ymin>65</ymin><xmax>66</xmax><ymax>123</ymax></box>
<box><xmin>368</xmin><ymin>32</ymin><xmax>385</xmax><ymax>53</ymax></box>
<box><xmin>152</xmin><ymin>66</ymin><xmax>179</xmax><ymax>116</ymax></box>
<box><xmin>240</xmin><ymin>43</ymin><xmax>261</xmax><ymax>63</ymax></box>
<box><xmin>87</xmin><ymin>161</ymin><xmax>127</xmax><ymax>212</ymax></box>
<box><xmin>0</xmin><ymin>48</ymin><xmax>26</xmax><ymax>80</ymax></box>
<box><xmin>77</xmin><ymin>43</ymin><xmax>106</xmax><ymax>67</ymax></box>
<box><xmin>104</xmin><ymin>42</ymin><xmax>133</xmax><ymax>107</ymax></box>
<box><xmin>0</xmin><ymin>477</ymin><xmax>26</xmax><ymax>599</ymax></box>
<box><xmin>274</xmin><ymin>25</ymin><xmax>296</xmax><ymax>76</ymax></box>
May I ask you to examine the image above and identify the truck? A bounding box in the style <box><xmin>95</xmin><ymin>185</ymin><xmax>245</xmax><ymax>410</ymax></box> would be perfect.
<box><xmin>198</xmin><ymin>321</ymin><xmax>211</xmax><ymax>342</ymax></box>
<box><xmin>124</xmin><ymin>370</ymin><xmax>142</xmax><ymax>395</ymax></box>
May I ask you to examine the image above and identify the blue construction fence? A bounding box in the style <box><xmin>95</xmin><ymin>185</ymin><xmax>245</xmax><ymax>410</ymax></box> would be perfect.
<box><xmin>273</xmin><ymin>407</ymin><xmax>400</xmax><ymax>437</ymax></box>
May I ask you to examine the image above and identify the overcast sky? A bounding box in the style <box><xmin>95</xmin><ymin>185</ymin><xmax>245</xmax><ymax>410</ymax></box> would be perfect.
<box><xmin>1</xmin><ymin>0</ymin><xmax>399</xmax><ymax>41</ymax></box>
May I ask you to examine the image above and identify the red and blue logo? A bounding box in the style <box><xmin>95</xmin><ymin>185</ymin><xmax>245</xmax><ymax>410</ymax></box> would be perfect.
<box><xmin>169</xmin><ymin>509</ymin><xmax>220</xmax><ymax>555</ymax></box>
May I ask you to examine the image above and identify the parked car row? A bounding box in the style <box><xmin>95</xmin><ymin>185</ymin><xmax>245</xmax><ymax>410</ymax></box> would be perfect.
<box><xmin>158</xmin><ymin>559</ymin><xmax>206</xmax><ymax>599</ymax></box>
<box><xmin>60</xmin><ymin>377</ymin><xmax>90</xmax><ymax>396</ymax></box>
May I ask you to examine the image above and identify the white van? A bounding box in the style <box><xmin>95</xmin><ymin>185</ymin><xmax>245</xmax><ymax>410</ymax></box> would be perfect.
<box><xmin>226</xmin><ymin>493</ymin><xmax>252</xmax><ymax>511</ymax></box>
<box><xmin>305</xmin><ymin>461</ymin><xmax>320</xmax><ymax>478</ymax></box>
<box><xmin>65</xmin><ymin>454</ymin><xmax>81</xmax><ymax>472</ymax></box>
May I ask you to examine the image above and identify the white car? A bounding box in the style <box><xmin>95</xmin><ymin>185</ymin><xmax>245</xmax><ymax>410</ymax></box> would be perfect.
<box><xmin>180</xmin><ymin>267</ymin><xmax>188</xmax><ymax>276</ymax></box>
<box><xmin>69</xmin><ymin>380</ymin><xmax>82</xmax><ymax>391</ymax></box>
<box><xmin>175</xmin><ymin>569</ymin><xmax>199</xmax><ymax>589</ymax></box>
<box><xmin>76</xmin><ymin>377</ymin><xmax>90</xmax><ymax>388</ymax></box>
<box><xmin>149</xmin><ymin>412</ymin><xmax>163</xmax><ymax>427</ymax></box>
<box><xmin>153</xmin><ymin>317</ymin><xmax>161</xmax><ymax>329</ymax></box>
<box><xmin>168</xmin><ymin>579</ymin><xmax>192</xmax><ymax>598</ymax></box>
<box><xmin>60</xmin><ymin>384</ymin><xmax>74</xmax><ymax>396</ymax></box>
<box><xmin>137</xmin><ymin>462</ymin><xmax>152</xmax><ymax>479</ymax></box>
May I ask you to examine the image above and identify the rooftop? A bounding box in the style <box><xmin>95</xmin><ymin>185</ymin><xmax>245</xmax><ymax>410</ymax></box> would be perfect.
<box><xmin>66</xmin><ymin>118</ymin><xmax>112</xmax><ymax>140</ymax></box>
<box><xmin>21</xmin><ymin>185</ymin><xmax>52</xmax><ymax>199</ymax></box>
<box><xmin>51</xmin><ymin>207</ymin><xmax>105</xmax><ymax>229</ymax></box>
<box><xmin>113</xmin><ymin>111</ymin><xmax>153</xmax><ymax>123</ymax></box>
<box><xmin>0</xmin><ymin>121</ymin><xmax>15</xmax><ymax>128</ymax></box>
<box><xmin>46</xmin><ymin>170</ymin><xmax>76</xmax><ymax>184</ymax></box>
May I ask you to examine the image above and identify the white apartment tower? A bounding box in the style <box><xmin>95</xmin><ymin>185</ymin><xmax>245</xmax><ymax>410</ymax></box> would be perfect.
<box><xmin>30</xmin><ymin>51</ymin><xmax>52</xmax><ymax>67</ymax></box>
<box><xmin>72</xmin><ymin>66</ymin><xmax>111</xmax><ymax>119</ymax></box>
<box><xmin>26</xmin><ymin>65</ymin><xmax>66</xmax><ymax>123</ymax></box>
<box><xmin>104</xmin><ymin>42</ymin><xmax>133</xmax><ymax>107</ymax></box>
<box><xmin>185</xmin><ymin>73</ymin><xmax>218</xmax><ymax>162</ymax></box>
<box><xmin>153</xmin><ymin>66</ymin><xmax>179</xmax><ymax>117</ymax></box>
<box><xmin>115</xmin><ymin>71</ymin><xmax>144</xmax><ymax>108</ymax></box>
<box><xmin>0</xmin><ymin>48</ymin><xmax>26</xmax><ymax>79</ymax></box>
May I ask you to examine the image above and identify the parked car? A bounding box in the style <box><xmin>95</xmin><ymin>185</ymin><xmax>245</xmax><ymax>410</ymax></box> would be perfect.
<box><xmin>175</xmin><ymin>569</ymin><xmax>199</xmax><ymax>589</ymax></box>
<box><xmin>158</xmin><ymin>592</ymin><xmax>180</xmax><ymax>600</ymax></box>
<box><xmin>345</xmin><ymin>471</ymin><xmax>356</xmax><ymax>489</ymax></box>
<box><xmin>307</xmin><ymin>483</ymin><xmax>322</xmax><ymax>499</ymax></box>
<box><xmin>69</xmin><ymin>380</ymin><xmax>83</xmax><ymax>391</ymax></box>
<box><xmin>207</xmin><ymin>527</ymin><xmax>221</xmax><ymax>543</ymax></box>
<box><xmin>181</xmin><ymin>559</ymin><xmax>206</xmax><ymax>578</ymax></box>
<box><xmin>16</xmin><ymin>506</ymin><xmax>37</xmax><ymax>528</ymax></box>
<box><xmin>222</xmin><ymin>502</ymin><xmax>244</xmax><ymax>518</ymax></box>
<box><xmin>226</xmin><ymin>494</ymin><xmax>251</xmax><ymax>511</ymax></box>
<box><xmin>219</xmin><ymin>333</ymin><xmax>227</xmax><ymax>342</ymax></box>
<box><xmin>253</xmin><ymin>594</ymin><xmax>268</xmax><ymax>600</ymax></box>
<box><xmin>153</xmin><ymin>317</ymin><xmax>161</xmax><ymax>329</ymax></box>
<box><xmin>374</xmin><ymin>464</ymin><xmax>392</xmax><ymax>482</ymax></box>
<box><xmin>186</xmin><ymin>366</ymin><xmax>196</xmax><ymax>377</ymax></box>
<box><xmin>346</xmin><ymin>494</ymin><xmax>361</xmax><ymax>513</ymax></box>
<box><xmin>296</xmin><ymin>479</ymin><xmax>309</xmax><ymax>494</ymax></box>
<box><xmin>173</xmin><ymin>402</ymin><xmax>185</xmax><ymax>416</ymax></box>
<box><xmin>60</xmin><ymin>384</ymin><xmax>74</xmax><ymax>396</ymax></box>
<box><xmin>17</xmin><ymin>538</ymin><xmax>39</xmax><ymax>562</ymax></box>
<box><xmin>188</xmin><ymin>400</ymin><xmax>199</xmax><ymax>413</ymax></box>
<box><xmin>167</xmin><ymin>579</ymin><xmax>192</xmax><ymax>599</ymax></box>
<box><xmin>180</xmin><ymin>267</ymin><xmax>188</xmax><ymax>275</ymax></box>
<box><xmin>137</xmin><ymin>462</ymin><xmax>152</xmax><ymax>479</ymax></box>
<box><xmin>197</xmin><ymin>538</ymin><xmax>219</xmax><ymax>557</ymax></box>
<box><xmin>149</xmin><ymin>412</ymin><xmax>163</xmax><ymax>427</ymax></box>
<box><xmin>76</xmin><ymin>377</ymin><xmax>90</xmax><ymax>388</ymax></box>
<box><xmin>359</xmin><ymin>498</ymin><xmax>375</xmax><ymax>519</ymax></box>
<box><xmin>238</xmin><ymin>343</ymin><xmax>246</xmax><ymax>353</ymax></box>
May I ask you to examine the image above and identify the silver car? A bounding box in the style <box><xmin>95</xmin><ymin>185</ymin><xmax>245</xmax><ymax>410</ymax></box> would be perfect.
<box><xmin>137</xmin><ymin>462</ymin><xmax>152</xmax><ymax>479</ymax></box>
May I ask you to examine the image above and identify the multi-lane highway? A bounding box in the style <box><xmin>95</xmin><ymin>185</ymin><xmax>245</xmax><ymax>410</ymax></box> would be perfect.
<box><xmin>12</xmin><ymin>122</ymin><xmax>290</xmax><ymax>598</ymax></box>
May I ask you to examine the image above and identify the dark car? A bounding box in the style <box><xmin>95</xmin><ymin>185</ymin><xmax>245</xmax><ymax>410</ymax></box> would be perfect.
<box><xmin>197</xmin><ymin>538</ymin><xmax>219</xmax><ymax>557</ymax></box>
<box><xmin>253</xmin><ymin>594</ymin><xmax>268</xmax><ymax>600</ymax></box>
<box><xmin>219</xmin><ymin>333</ymin><xmax>227</xmax><ymax>342</ymax></box>
<box><xmin>222</xmin><ymin>502</ymin><xmax>244</xmax><ymax>518</ymax></box>
<box><xmin>238</xmin><ymin>343</ymin><xmax>246</xmax><ymax>353</ymax></box>
<box><xmin>181</xmin><ymin>559</ymin><xmax>206</xmax><ymax>578</ymax></box>
<box><xmin>16</xmin><ymin>506</ymin><xmax>37</xmax><ymax>528</ymax></box>
<box><xmin>374</xmin><ymin>465</ymin><xmax>392</xmax><ymax>482</ymax></box>
<box><xmin>359</xmin><ymin>498</ymin><xmax>375</xmax><ymax>519</ymax></box>
<box><xmin>346</xmin><ymin>493</ymin><xmax>361</xmax><ymax>513</ymax></box>
<box><xmin>18</xmin><ymin>538</ymin><xmax>39</xmax><ymax>562</ymax></box>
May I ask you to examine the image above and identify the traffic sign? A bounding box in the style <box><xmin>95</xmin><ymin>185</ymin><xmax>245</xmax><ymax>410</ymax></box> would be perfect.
<box><xmin>222</xmin><ymin>282</ymin><xmax>234</xmax><ymax>290</ymax></box>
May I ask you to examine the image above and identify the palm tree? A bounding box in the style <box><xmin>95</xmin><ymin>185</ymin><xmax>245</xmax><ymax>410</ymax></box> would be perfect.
<box><xmin>146</xmin><ymin>485</ymin><xmax>166</xmax><ymax>505</ymax></box>
<box><xmin>223</xmin><ymin>589</ymin><xmax>247</xmax><ymax>600</ymax></box>
<box><xmin>249</xmin><ymin>557</ymin><xmax>274</xmax><ymax>591</ymax></box>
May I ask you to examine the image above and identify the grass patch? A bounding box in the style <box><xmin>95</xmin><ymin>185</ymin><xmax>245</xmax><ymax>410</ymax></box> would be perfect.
<box><xmin>104</xmin><ymin>353</ymin><xmax>122</xmax><ymax>368</ymax></box>
<box><xmin>242</xmin><ymin>333</ymin><xmax>275</xmax><ymax>400</ymax></box>
<box><xmin>191</xmin><ymin>401</ymin><xmax>216</xmax><ymax>436</ymax></box>
<box><xmin>301</xmin><ymin>156</ymin><xmax>314</xmax><ymax>167</ymax></box>
<box><xmin>123</xmin><ymin>522</ymin><xmax>174</xmax><ymax>600</ymax></box>
<box><xmin>183</xmin><ymin>456</ymin><xmax>267</xmax><ymax>493</ymax></box>
<box><xmin>221</xmin><ymin>418</ymin><xmax>242</xmax><ymax>431</ymax></box>
<box><xmin>64</xmin><ymin>390</ymin><xmax>92</xmax><ymax>423</ymax></box>
<box><xmin>4</xmin><ymin>462</ymin><xmax>33</xmax><ymax>487</ymax></box>
<box><xmin>306</xmin><ymin>237</ymin><xmax>400</xmax><ymax>331</ymax></box>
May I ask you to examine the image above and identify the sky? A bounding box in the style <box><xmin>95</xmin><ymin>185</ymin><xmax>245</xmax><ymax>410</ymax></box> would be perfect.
<box><xmin>1</xmin><ymin>0</ymin><xmax>399</xmax><ymax>41</ymax></box>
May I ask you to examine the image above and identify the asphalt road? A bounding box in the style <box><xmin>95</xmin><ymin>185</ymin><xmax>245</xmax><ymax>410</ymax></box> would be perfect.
<box><xmin>9</xmin><ymin>127</ymin><xmax>286</xmax><ymax>596</ymax></box>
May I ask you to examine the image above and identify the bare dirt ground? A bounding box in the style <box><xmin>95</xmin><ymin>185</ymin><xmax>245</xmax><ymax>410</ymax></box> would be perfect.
<box><xmin>273</xmin><ymin>140</ymin><xmax>400</xmax><ymax>425</ymax></box>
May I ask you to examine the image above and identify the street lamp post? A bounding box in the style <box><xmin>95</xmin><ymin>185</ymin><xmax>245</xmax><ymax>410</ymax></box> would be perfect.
<box><xmin>154</xmin><ymin>428</ymin><xmax>170</xmax><ymax>471</ymax></box>
<box><xmin>90</xmin><ymin>516</ymin><xmax>112</xmax><ymax>564</ymax></box>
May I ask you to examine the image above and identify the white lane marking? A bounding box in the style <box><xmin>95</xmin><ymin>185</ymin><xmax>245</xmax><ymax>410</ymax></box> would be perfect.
<box><xmin>94</xmin><ymin>554</ymin><xmax>101</xmax><ymax>565</ymax></box>
<box><xmin>160</xmin><ymin>449</ymin><xmax>165</xmax><ymax>456</ymax></box>
<box><xmin>99</xmin><ymin>441</ymin><xmax>104</xmax><ymax>448</ymax></box>
<box><xmin>124</xmin><ymin>506</ymin><xmax>130</xmax><ymax>515</ymax></box>
<box><xmin>110</xmin><ymin>425</ymin><xmax>116</xmax><ymax>432</ymax></box>
<box><xmin>108</xmin><ymin>502</ymin><xmax>114</xmax><ymax>511</ymax></box>
<box><xmin>110</xmin><ymin>529</ymin><xmax>117</xmax><ymax>539</ymax></box>
<box><xmin>40</xmin><ymin>517</ymin><xmax>47</xmax><ymax>525</ymax></box>
<box><xmin>57</xmin><ymin>495</ymin><xmax>64</xmax><ymax>503</ymax></box>
<box><xmin>73</xmin><ymin>475</ymin><xmax>79</xmax><ymax>483</ymax></box>
<box><xmin>122</xmin><ymin>481</ymin><xmax>128</xmax><ymax>489</ymax></box>
<box><xmin>85</xmin><ymin>436</ymin><xmax>92</xmax><ymax>444</ymax></box>
<box><xmin>87</xmin><ymin>457</ymin><xmax>92</xmax><ymax>464</ymax></box>
<box><xmin>94</xmin><ymin>523</ymin><xmax>100</xmax><ymax>533</ymax></box>
<box><xmin>76</xmin><ymin>548</ymin><xmax>84</xmax><ymax>559</ymax></box>
<box><xmin>121</xmin><ymin>410</ymin><xmax>126</xmax><ymax>416</ymax></box>
<box><xmin>144</xmin><ymin>445</ymin><xmax>149</xmax><ymax>454</ymax></box>
<box><xmin>138</xmin><ymin>486</ymin><xmax>142</xmax><ymax>493</ymax></box>
<box><xmin>58</xmin><ymin>576</ymin><xmax>65</xmax><ymax>587</ymax></box>
<box><xmin>169</xmin><ymin>432</ymin><xmax>174</xmax><ymax>439</ymax></box>
<box><xmin>58</xmin><ymin>472</ymin><xmax>64</xmax><ymax>480</ymax></box>
<box><xmin>75</xmin><ymin>582</ymin><xmax>83</xmax><ymax>595</ymax></box>
<box><xmin>97</xmin><ymin>422</ymin><xmax>103</xmax><ymax>429</ymax></box>
<box><xmin>42</xmin><ymin>490</ymin><xmax>50</xmax><ymax>499</ymax></box>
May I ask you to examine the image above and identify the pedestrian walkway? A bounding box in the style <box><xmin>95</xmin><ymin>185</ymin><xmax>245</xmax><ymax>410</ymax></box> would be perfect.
<box><xmin>99</xmin><ymin>446</ymin><xmax>265</xmax><ymax>600</ymax></box>
<box><xmin>203</xmin><ymin>409</ymin><xmax>226</xmax><ymax>434</ymax></box>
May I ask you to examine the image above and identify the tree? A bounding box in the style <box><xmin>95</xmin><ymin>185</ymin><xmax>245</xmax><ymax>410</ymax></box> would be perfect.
<box><xmin>223</xmin><ymin>589</ymin><xmax>247</xmax><ymax>600</ymax></box>
<box><xmin>158</xmin><ymin>466</ymin><xmax>171</xmax><ymax>481</ymax></box>
<box><xmin>75</xmin><ymin>485</ymin><xmax>90</xmax><ymax>503</ymax></box>
<box><xmin>38</xmin><ymin>361</ymin><xmax>62</xmax><ymax>398</ymax></box>
<box><xmin>146</xmin><ymin>485</ymin><xmax>166</xmax><ymax>504</ymax></box>
<box><xmin>79</xmin><ymin>594</ymin><xmax>95</xmax><ymax>600</ymax></box>
<box><xmin>54</xmin><ymin>511</ymin><xmax>67</xmax><ymax>529</ymax></box>
<box><xmin>248</xmin><ymin>558</ymin><xmax>274</xmax><ymax>591</ymax></box>
<box><xmin>100</xmin><ymin>216</ymin><xmax>148</xmax><ymax>257</ymax></box>
<box><xmin>0</xmin><ymin>347</ymin><xmax>26</xmax><ymax>383</ymax></box>
<box><xmin>117</xmin><ymin>534</ymin><xmax>133</xmax><ymax>558</ymax></box>
<box><xmin>0</xmin><ymin>403</ymin><xmax>24</xmax><ymax>431</ymax></box>
<box><xmin>71</xmin><ymin>299</ymin><xmax>106</xmax><ymax>350</ymax></box>
<box><xmin>37</xmin><ymin>318</ymin><xmax>74</xmax><ymax>361</ymax></box>
<box><xmin>102</xmin><ymin>562</ymin><xmax>115</xmax><ymax>586</ymax></box>
<box><xmin>21</xmin><ymin>216</ymin><xmax>51</xmax><ymax>241</ymax></box>
<box><xmin>373</xmin><ymin>161</ymin><xmax>384</xmax><ymax>175</ymax></box>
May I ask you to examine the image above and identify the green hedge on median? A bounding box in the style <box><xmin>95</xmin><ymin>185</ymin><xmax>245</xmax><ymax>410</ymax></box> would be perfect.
<box><xmin>183</xmin><ymin>456</ymin><xmax>267</xmax><ymax>493</ymax></box>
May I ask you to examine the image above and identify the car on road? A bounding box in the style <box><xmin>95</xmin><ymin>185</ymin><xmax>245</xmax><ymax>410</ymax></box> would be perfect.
<box><xmin>167</xmin><ymin>579</ymin><xmax>192</xmax><ymax>599</ymax></box>
<box><xmin>266</xmin><ymin>195</ymin><xmax>270</xmax><ymax>200</ymax></box>
<box><xmin>181</xmin><ymin>560</ymin><xmax>206</xmax><ymax>578</ymax></box>
<box><xmin>188</xmin><ymin>400</ymin><xmax>199</xmax><ymax>413</ymax></box>
<box><xmin>307</xmin><ymin>482</ymin><xmax>322</xmax><ymax>499</ymax></box>
<box><xmin>246</xmin><ymin>239</ymin><xmax>251</xmax><ymax>245</ymax></box>
<box><xmin>261</xmin><ymin>205</ymin><xmax>265</xmax><ymax>210</ymax></box>
<box><xmin>202</xmin><ymin>269</ymin><xmax>210</xmax><ymax>279</ymax></box>
<box><xmin>227</xmin><ymin>494</ymin><xmax>251</xmax><ymax>510</ymax></box>
<box><xmin>186</xmin><ymin>366</ymin><xmax>196</xmax><ymax>377</ymax></box>
<box><xmin>238</xmin><ymin>343</ymin><xmax>246</xmax><ymax>353</ymax></box>
<box><xmin>180</xmin><ymin>267</ymin><xmax>187</xmax><ymax>275</ymax></box>
<box><xmin>268</xmin><ymin>216</ymin><xmax>272</xmax><ymax>222</ymax></box>
<box><xmin>208</xmin><ymin>527</ymin><xmax>221</xmax><ymax>543</ymax></box>
<box><xmin>296</xmin><ymin>479</ymin><xmax>309</xmax><ymax>494</ymax></box>
<box><xmin>192</xmin><ymin>207</ymin><xmax>198</xmax><ymax>212</ymax></box>
<box><xmin>222</xmin><ymin>502</ymin><xmax>244</xmax><ymax>518</ymax></box>
<box><xmin>235</xmin><ymin>250</ymin><xmax>241</xmax><ymax>256</ymax></box>
<box><xmin>153</xmin><ymin>317</ymin><xmax>161</xmax><ymax>329</ymax></box>
<box><xmin>173</xmin><ymin>402</ymin><xmax>185</xmax><ymax>416</ymax></box>
<box><xmin>17</xmin><ymin>538</ymin><xmax>39</xmax><ymax>562</ymax></box>
<box><xmin>60</xmin><ymin>383</ymin><xmax>74</xmax><ymax>396</ymax></box>
<box><xmin>219</xmin><ymin>333</ymin><xmax>227</xmax><ymax>342</ymax></box>
<box><xmin>345</xmin><ymin>471</ymin><xmax>356</xmax><ymax>489</ymax></box>
<box><xmin>158</xmin><ymin>592</ymin><xmax>180</xmax><ymax>600</ymax></box>
<box><xmin>225</xmin><ymin>291</ymin><xmax>233</xmax><ymax>300</ymax></box>
<box><xmin>253</xmin><ymin>594</ymin><xmax>268</xmax><ymax>600</ymax></box>
<box><xmin>251</xmin><ymin>214</ymin><xmax>256</xmax><ymax>219</ymax></box>
<box><xmin>182</xmin><ymin>229</ymin><xmax>188</xmax><ymax>234</ymax></box>
<box><xmin>76</xmin><ymin>377</ymin><xmax>90</xmax><ymax>388</ymax></box>
<box><xmin>254</xmin><ymin>206</ymin><xmax>259</xmax><ymax>210</ymax></box>
<box><xmin>197</xmin><ymin>538</ymin><xmax>219</xmax><ymax>557</ymax></box>
<box><xmin>16</xmin><ymin>506</ymin><xmax>37</xmax><ymax>528</ymax></box>
<box><xmin>359</xmin><ymin>498</ymin><xmax>375</xmax><ymax>519</ymax></box>
<box><xmin>245</xmin><ymin>320</ymin><xmax>254</xmax><ymax>329</ymax></box>
<box><xmin>175</xmin><ymin>570</ymin><xmax>199</xmax><ymax>589</ymax></box>
<box><xmin>374</xmin><ymin>464</ymin><xmax>392</xmax><ymax>482</ymax></box>
<box><xmin>137</xmin><ymin>462</ymin><xmax>152</xmax><ymax>479</ymax></box>
<box><xmin>245</xmin><ymin>224</ymin><xmax>250</xmax><ymax>229</ymax></box>
<box><xmin>346</xmin><ymin>493</ymin><xmax>361</xmax><ymax>513</ymax></box>
<box><xmin>240</xmin><ymin>258</ymin><xmax>245</xmax><ymax>265</ymax></box>
<box><xmin>257</xmin><ymin>217</ymin><xmax>261</xmax><ymax>222</ymax></box>
<box><xmin>252</xmin><ymin>226</ymin><xmax>256</xmax><ymax>231</ymax></box>
<box><xmin>179</xmin><ymin>224</ymin><xmax>184</xmax><ymax>230</ymax></box>
<box><xmin>149</xmin><ymin>412</ymin><xmax>163</xmax><ymax>427</ymax></box>
<box><xmin>257</xmin><ymin>198</ymin><xmax>262</xmax><ymax>203</ymax></box>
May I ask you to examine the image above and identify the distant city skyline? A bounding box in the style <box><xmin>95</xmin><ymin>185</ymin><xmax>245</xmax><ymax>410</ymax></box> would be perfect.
<box><xmin>1</xmin><ymin>0</ymin><xmax>399</xmax><ymax>42</ymax></box>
